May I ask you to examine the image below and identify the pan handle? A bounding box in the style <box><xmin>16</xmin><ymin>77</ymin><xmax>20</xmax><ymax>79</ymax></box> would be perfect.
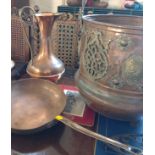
<box><xmin>55</xmin><ymin>115</ymin><xmax>143</xmax><ymax>155</ymax></box>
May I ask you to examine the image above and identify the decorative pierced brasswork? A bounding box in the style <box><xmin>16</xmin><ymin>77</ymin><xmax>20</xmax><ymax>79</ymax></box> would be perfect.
<box><xmin>83</xmin><ymin>31</ymin><xmax>109</xmax><ymax>80</ymax></box>
<box><xmin>121</xmin><ymin>55</ymin><xmax>143</xmax><ymax>91</ymax></box>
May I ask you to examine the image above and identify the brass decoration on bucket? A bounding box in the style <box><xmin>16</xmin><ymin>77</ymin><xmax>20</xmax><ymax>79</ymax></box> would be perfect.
<box><xmin>75</xmin><ymin>15</ymin><xmax>143</xmax><ymax>121</ymax></box>
<box><xmin>121</xmin><ymin>55</ymin><xmax>143</xmax><ymax>91</ymax></box>
<box><xmin>83</xmin><ymin>31</ymin><xmax>109</xmax><ymax>80</ymax></box>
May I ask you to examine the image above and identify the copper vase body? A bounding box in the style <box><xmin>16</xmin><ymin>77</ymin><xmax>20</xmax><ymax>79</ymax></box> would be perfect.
<box><xmin>27</xmin><ymin>13</ymin><xmax>65</xmax><ymax>80</ymax></box>
<box><xmin>75</xmin><ymin>15</ymin><xmax>143</xmax><ymax>121</ymax></box>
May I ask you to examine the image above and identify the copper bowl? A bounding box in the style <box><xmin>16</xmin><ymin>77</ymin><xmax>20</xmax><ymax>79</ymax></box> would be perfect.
<box><xmin>75</xmin><ymin>15</ymin><xmax>143</xmax><ymax>121</ymax></box>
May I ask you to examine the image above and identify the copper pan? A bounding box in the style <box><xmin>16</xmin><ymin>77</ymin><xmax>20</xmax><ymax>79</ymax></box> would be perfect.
<box><xmin>11</xmin><ymin>78</ymin><xmax>142</xmax><ymax>155</ymax></box>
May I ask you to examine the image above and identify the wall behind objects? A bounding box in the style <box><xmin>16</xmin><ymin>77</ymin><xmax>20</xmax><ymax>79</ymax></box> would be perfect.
<box><xmin>29</xmin><ymin>0</ymin><xmax>66</xmax><ymax>13</ymax></box>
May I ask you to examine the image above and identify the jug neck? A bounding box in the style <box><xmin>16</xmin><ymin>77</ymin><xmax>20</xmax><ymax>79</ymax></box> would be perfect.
<box><xmin>35</xmin><ymin>12</ymin><xmax>56</xmax><ymax>56</ymax></box>
<box><xmin>35</xmin><ymin>12</ymin><xmax>55</xmax><ymax>38</ymax></box>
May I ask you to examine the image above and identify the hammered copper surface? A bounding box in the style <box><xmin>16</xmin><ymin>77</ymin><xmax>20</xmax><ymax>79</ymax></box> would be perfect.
<box><xmin>11</xmin><ymin>78</ymin><xmax>66</xmax><ymax>130</ymax></box>
<box><xmin>26</xmin><ymin>13</ymin><xmax>65</xmax><ymax>80</ymax></box>
<box><xmin>75</xmin><ymin>15</ymin><xmax>143</xmax><ymax>121</ymax></box>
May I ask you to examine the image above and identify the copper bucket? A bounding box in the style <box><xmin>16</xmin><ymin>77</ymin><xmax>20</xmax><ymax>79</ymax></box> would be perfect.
<box><xmin>75</xmin><ymin>15</ymin><xmax>143</xmax><ymax>121</ymax></box>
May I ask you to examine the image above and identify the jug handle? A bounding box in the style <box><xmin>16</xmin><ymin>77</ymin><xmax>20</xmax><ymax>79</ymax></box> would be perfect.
<box><xmin>19</xmin><ymin>6</ymin><xmax>39</xmax><ymax>64</ymax></box>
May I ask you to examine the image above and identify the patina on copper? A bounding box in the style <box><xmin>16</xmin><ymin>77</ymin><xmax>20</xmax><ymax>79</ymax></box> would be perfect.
<box><xmin>75</xmin><ymin>15</ymin><xmax>143</xmax><ymax>121</ymax></box>
<box><xmin>12</xmin><ymin>78</ymin><xmax>67</xmax><ymax>131</ymax></box>
<box><xmin>26</xmin><ymin>12</ymin><xmax>65</xmax><ymax>81</ymax></box>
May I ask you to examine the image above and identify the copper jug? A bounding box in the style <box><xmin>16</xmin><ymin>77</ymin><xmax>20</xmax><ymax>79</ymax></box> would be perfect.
<box><xmin>26</xmin><ymin>12</ymin><xmax>65</xmax><ymax>81</ymax></box>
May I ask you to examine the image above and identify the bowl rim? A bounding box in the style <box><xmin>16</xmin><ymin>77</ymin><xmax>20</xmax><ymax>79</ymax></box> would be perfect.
<box><xmin>82</xmin><ymin>14</ymin><xmax>143</xmax><ymax>30</ymax></box>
